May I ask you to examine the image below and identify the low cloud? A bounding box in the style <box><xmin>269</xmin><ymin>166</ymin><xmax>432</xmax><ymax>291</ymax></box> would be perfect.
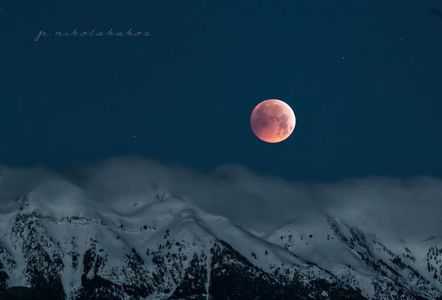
<box><xmin>1</xmin><ymin>157</ymin><xmax>441</xmax><ymax>239</ymax></box>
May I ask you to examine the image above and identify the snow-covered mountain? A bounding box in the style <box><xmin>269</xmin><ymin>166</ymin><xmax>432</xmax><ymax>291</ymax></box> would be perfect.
<box><xmin>0</xmin><ymin>176</ymin><xmax>441</xmax><ymax>299</ymax></box>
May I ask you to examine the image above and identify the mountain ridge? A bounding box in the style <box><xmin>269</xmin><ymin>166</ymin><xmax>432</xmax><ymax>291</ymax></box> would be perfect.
<box><xmin>0</xmin><ymin>177</ymin><xmax>441</xmax><ymax>299</ymax></box>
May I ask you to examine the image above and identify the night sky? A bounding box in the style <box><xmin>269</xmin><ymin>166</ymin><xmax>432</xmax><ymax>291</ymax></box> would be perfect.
<box><xmin>1</xmin><ymin>0</ymin><xmax>442</xmax><ymax>181</ymax></box>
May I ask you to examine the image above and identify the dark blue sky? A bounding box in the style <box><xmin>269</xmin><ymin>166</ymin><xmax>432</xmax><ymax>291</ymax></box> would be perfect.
<box><xmin>1</xmin><ymin>0</ymin><xmax>441</xmax><ymax>181</ymax></box>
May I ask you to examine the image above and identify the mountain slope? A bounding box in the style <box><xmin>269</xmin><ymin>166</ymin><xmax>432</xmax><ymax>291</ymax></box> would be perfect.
<box><xmin>268</xmin><ymin>213</ymin><xmax>442</xmax><ymax>299</ymax></box>
<box><xmin>0</xmin><ymin>177</ymin><xmax>440</xmax><ymax>299</ymax></box>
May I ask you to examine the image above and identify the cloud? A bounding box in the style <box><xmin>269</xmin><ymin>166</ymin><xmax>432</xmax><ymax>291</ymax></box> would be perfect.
<box><xmin>1</xmin><ymin>157</ymin><xmax>441</xmax><ymax>239</ymax></box>
<box><xmin>0</xmin><ymin>166</ymin><xmax>54</xmax><ymax>204</ymax></box>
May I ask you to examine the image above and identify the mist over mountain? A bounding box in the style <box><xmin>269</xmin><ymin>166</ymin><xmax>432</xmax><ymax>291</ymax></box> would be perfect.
<box><xmin>0</xmin><ymin>158</ymin><xmax>441</xmax><ymax>299</ymax></box>
<box><xmin>2</xmin><ymin>157</ymin><xmax>441</xmax><ymax>237</ymax></box>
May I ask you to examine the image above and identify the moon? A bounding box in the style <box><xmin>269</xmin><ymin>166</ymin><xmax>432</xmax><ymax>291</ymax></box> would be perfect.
<box><xmin>250</xmin><ymin>99</ymin><xmax>296</xmax><ymax>143</ymax></box>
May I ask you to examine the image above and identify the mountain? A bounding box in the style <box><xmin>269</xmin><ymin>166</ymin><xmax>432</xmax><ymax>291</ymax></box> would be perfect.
<box><xmin>0</xmin><ymin>177</ymin><xmax>440</xmax><ymax>299</ymax></box>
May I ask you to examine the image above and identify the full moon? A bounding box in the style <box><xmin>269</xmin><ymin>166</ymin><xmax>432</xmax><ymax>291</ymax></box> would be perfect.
<box><xmin>250</xmin><ymin>99</ymin><xmax>296</xmax><ymax>143</ymax></box>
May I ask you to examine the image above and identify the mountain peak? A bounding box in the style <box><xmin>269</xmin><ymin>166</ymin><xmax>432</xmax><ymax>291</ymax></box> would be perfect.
<box><xmin>0</xmin><ymin>173</ymin><xmax>441</xmax><ymax>299</ymax></box>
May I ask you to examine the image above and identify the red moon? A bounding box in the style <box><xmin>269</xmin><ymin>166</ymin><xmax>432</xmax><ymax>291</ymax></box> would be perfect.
<box><xmin>250</xmin><ymin>99</ymin><xmax>296</xmax><ymax>143</ymax></box>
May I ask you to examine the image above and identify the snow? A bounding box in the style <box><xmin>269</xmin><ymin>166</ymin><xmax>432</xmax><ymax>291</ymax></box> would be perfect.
<box><xmin>0</xmin><ymin>175</ymin><xmax>441</xmax><ymax>299</ymax></box>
